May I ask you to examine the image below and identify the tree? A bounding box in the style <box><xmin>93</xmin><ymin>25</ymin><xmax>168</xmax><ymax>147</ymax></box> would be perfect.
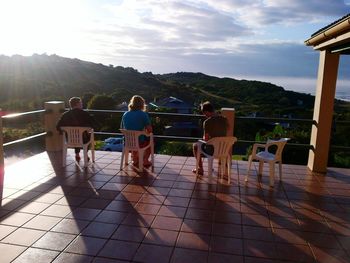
<box><xmin>82</xmin><ymin>93</ymin><xmax>95</xmax><ymax>108</ymax></box>
<box><xmin>87</xmin><ymin>94</ymin><xmax>115</xmax><ymax>110</ymax></box>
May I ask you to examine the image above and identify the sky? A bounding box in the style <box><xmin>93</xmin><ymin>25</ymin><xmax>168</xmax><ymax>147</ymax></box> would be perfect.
<box><xmin>1</xmin><ymin>0</ymin><xmax>350</xmax><ymax>99</ymax></box>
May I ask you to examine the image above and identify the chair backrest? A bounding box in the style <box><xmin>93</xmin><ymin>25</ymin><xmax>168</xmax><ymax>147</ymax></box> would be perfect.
<box><xmin>206</xmin><ymin>136</ymin><xmax>237</xmax><ymax>158</ymax></box>
<box><xmin>266</xmin><ymin>138</ymin><xmax>289</xmax><ymax>161</ymax></box>
<box><xmin>61</xmin><ymin>127</ymin><xmax>92</xmax><ymax>147</ymax></box>
<box><xmin>120</xmin><ymin>129</ymin><xmax>152</xmax><ymax>150</ymax></box>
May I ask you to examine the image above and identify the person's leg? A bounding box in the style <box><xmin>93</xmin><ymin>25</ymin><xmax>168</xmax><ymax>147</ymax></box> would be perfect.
<box><xmin>132</xmin><ymin>151</ymin><xmax>138</xmax><ymax>165</ymax></box>
<box><xmin>75</xmin><ymin>148</ymin><xmax>81</xmax><ymax>161</ymax></box>
<box><xmin>141</xmin><ymin>141</ymin><xmax>151</xmax><ymax>167</ymax></box>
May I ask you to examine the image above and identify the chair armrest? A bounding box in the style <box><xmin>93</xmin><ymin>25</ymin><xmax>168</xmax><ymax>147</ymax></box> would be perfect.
<box><xmin>251</xmin><ymin>143</ymin><xmax>268</xmax><ymax>156</ymax></box>
<box><xmin>197</xmin><ymin>139</ymin><xmax>206</xmax><ymax>144</ymax></box>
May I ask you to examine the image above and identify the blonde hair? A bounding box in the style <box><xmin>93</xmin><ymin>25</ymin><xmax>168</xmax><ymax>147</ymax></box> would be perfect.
<box><xmin>128</xmin><ymin>95</ymin><xmax>146</xmax><ymax>111</ymax></box>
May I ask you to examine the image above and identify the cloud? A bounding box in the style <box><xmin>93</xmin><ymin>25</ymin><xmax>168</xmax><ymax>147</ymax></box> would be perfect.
<box><xmin>36</xmin><ymin>0</ymin><xmax>350</xmax><ymax>90</ymax></box>
<box><xmin>236</xmin><ymin>0</ymin><xmax>349</xmax><ymax>26</ymax></box>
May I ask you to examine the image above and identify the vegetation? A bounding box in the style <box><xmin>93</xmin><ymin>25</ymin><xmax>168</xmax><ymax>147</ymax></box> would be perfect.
<box><xmin>1</xmin><ymin>54</ymin><xmax>349</xmax><ymax>167</ymax></box>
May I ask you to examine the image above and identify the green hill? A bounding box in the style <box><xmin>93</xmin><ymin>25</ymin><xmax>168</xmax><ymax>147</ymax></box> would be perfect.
<box><xmin>0</xmin><ymin>53</ymin><xmax>345</xmax><ymax>118</ymax></box>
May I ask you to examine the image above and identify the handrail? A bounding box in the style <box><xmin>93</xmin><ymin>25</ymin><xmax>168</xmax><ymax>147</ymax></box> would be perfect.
<box><xmin>2</xmin><ymin>108</ymin><xmax>350</xmax><ymax>157</ymax></box>
<box><xmin>93</xmin><ymin>131</ymin><xmax>334</xmax><ymax>151</ymax></box>
<box><xmin>3</xmin><ymin>132</ymin><xmax>46</xmax><ymax>147</ymax></box>
<box><xmin>86</xmin><ymin>108</ymin><xmax>203</xmax><ymax>118</ymax></box>
<box><xmin>236</xmin><ymin>116</ymin><xmax>313</xmax><ymax>123</ymax></box>
<box><xmin>1</xmin><ymin>109</ymin><xmax>46</xmax><ymax>119</ymax></box>
<box><xmin>1</xmin><ymin>109</ymin><xmax>46</xmax><ymax>147</ymax></box>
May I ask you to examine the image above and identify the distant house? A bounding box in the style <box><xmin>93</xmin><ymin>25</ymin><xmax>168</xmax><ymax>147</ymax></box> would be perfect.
<box><xmin>152</xmin><ymin>96</ymin><xmax>194</xmax><ymax>114</ymax></box>
<box><xmin>152</xmin><ymin>97</ymin><xmax>200</xmax><ymax>137</ymax></box>
<box><xmin>116</xmin><ymin>102</ymin><xmax>128</xmax><ymax>111</ymax></box>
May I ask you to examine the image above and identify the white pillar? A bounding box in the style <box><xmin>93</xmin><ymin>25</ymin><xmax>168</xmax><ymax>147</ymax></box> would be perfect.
<box><xmin>45</xmin><ymin>101</ymin><xmax>65</xmax><ymax>151</ymax></box>
<box><xmin>0</xmin><ymin>117</ymin><xmax>4</xmax><ymax>192</ymax></box>
<box><xmin>308</xmin><ymin>50</ymin><xmax>339</xmax><ymax>173</ymax></box>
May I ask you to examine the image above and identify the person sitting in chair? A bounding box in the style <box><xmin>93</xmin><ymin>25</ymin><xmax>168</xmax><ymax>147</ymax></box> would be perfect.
<box><xmin>56</xmin><ymin>97</ymin><xmax>95</xmax><ymax>162</ymax></box>
<box><xmin>121</xmin><ymin>95</ymin><xmax>153</xmax><ymax>168</ymax></box>
<box><xmin>192</xmin><ymin>101</ymin><xmax>228</xmax><ymax>175</ymax></box>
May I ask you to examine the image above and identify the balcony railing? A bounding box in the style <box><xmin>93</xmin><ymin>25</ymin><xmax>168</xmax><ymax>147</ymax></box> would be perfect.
<box><xmin>1</xmin><ymin>106</ymin><xmax>350</xmax><ymax>174</ymax></box>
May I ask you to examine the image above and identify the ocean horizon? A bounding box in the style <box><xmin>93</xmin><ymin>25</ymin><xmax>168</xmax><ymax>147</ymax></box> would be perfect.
<box><xmin>233</xmin><ymin>75</ymin><xmax>350</xmax><ymax>102</ymax></box>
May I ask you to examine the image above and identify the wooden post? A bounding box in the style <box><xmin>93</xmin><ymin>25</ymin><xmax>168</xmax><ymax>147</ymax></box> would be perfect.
<box><xmin>221</xmin><ymin>108</ymin><xmax>235</xmax><ymax>136</ymax></box>
<box><xmin>308</xmin><ymin>50</ymin><xmax>339</xmax><ymax>173</ymax></box>
<box><xmin>45</xmin><ymin>101</ymin><xmax>65</xmax><ymax>151</ymax></box>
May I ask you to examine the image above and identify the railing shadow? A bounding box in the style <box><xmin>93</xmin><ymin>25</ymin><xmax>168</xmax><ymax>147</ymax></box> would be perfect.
<box><xmin>0</xmin><ymin>151</ymin><xmax>349</xmax><ymax>262</ymax></box>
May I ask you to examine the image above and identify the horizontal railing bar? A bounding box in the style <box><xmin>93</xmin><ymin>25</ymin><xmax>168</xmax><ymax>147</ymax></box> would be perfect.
<box><xmin>94</xmin><ymin>131</ymin><xmax>315</xmax><ymax>148</ymax></box>
<box><xmin>85</xmin><ymin>109</ymin><xmax>203</xmax><ymax>118</ymax></box>
<box><xmin>330</xmin><ymin>145</ymin><xmax>350</xmax><ymax>151</ymax></box>
<box><xmin>1</xmin><ymin>109</ymin><xmax>46</xmax><ymax>119</ymax></box>
<box><xmin>83</xmin><ymin>108</ymin><xmax>350</xmax><ymax>125</ymax></box>
<box><xmin>2</xmin><ymin>108</ymin><xmax>349</xmax><ymax>153</ymax></box>
<box><xmin>236</xmin><ymin>116</ymin><xmax>313</xmax><ymax>123</ymax></box>
<box><xmin>3</xmin><ymin>132</ymin><xmax>46</xmax><ymax>147</ymax></box>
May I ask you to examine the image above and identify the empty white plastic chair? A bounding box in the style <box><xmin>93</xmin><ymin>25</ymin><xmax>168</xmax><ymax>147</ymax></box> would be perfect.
<box><xmin>245</xmin><ymin>138</ymin><xmax>289</xmax><ymax>187</ymax></box>
<box><xmin>61</xmin><ymin>127</ymin><xmax>95</xmax><ymax>167</ymax></box>
<box><xmin>195</xmin><ymin>136</ymin><xmax>237</xmax><ymax>184</ymax></box>
<box><xmin>120</xmin><ymin>129</ymin><xmax>154</xmax><ymax>172</ymax></box>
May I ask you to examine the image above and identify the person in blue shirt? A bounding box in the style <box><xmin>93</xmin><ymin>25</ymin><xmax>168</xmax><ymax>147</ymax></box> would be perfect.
<box><xmin>121</xmin><ymin>95</ymin><xmax>153</xmax><ymax>167</ymax></box>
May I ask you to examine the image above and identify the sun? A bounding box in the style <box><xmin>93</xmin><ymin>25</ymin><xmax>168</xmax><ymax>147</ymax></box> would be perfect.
<box><xmin>0</xmin><ymin>0</ymin><xmax>88</xmax><ymax>56</ymax></box>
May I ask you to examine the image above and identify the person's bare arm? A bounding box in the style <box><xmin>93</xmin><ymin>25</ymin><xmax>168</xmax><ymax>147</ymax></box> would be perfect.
<box><xmin>203</xmin><ymin>132</ymin><xmax>209</xmax><ymax>141</ymax></box>
<box><xmin>145</xmin><ymin>124</ymin><xmax>153</xmax><ymax>133</ymax></box>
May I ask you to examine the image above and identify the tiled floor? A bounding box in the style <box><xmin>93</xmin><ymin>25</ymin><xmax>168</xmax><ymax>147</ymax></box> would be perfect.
<box><xmin>0</xmin><ymin>150</ymin><xmax>349</xmax><ymax>263</ymax></box>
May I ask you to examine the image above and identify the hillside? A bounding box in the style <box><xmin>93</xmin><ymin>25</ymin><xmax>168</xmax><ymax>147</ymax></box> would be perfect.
<box><xmin>0</xmin><ymin>53</ymin><xmax>335</xmax><ymax>117</ymax></box>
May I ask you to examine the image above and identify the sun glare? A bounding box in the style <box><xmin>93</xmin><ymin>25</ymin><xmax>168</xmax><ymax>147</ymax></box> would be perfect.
<box><xmin>0</xmin><ymin>0</ymin><xmax>88</xmax><ymax>56</ymax></box>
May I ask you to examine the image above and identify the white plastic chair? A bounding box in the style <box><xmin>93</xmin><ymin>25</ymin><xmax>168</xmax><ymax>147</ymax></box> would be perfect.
<box><xmin>196</xmin><ymin>136</ymin><xmax>237</xmax><ymax>184</ymax></box>
<box><xmin>120</xmin><ymin>129</ymin><xmax>154</xmax><ymax>172</ymax></box>
<box><xmin>61</xmin><ymin>127</ymin><xmax>95</xmax><ymax>167</ymax></box>
<box><xmin>245</xmin><ymin>138</ymin><xmax>289</xmax><ymax>187</ymax></box>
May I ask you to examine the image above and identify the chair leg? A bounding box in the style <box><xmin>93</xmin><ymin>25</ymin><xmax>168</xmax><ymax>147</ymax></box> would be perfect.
<box><xmin>62</xmin><ymin>147</ymin><xmax>67</xmax><ymax>167</ymax></box>
<box><xmin>196</xmin><ymin>147</ymin><xmax>201</xmax><ymax>177</ymax></box>
<box><xmin>258</xmin><ymin>160</ymin><xmax>264</xmax><ymax>176</ymax></box>
<box><xmin>269</xmin><ymin>162</ymin><xmax>275</xmax><ymax>187</ymax></box>
<box><xmin>219</xmin><ymin>158</ymin><xmax>224</xmax><ymax>180</ymax></box>
<box><xmin>83</xmin><ymin>146</ymin><xmax>88</xmax><ymax>167</ymax></box>
<box><xmin>138</xmin><ymin>151</ymin><xmax>143</xmax><ymax>172</ymax></box>
<box><xmin>279</xmin><ymin>162</ymin><xmax>283</xmax><ymax>180</ymax></box>
<box><xmin>151</xmin><ymin>147</ymin><xmax>154</xmax><ymax>172</ymax></box>
<box><xmin>120</xmin><ymin>150</ymin><xmax>125</xmax><ymax>170</ymax></box>
<box><xmin>124</xmin><ymin>149</ymin><xmax>129</xmax><ymax>165</ymax></box>
<box><xmin>91</xmin><ymin>146</ymin><xmax>95</xmax><ymax>163</ymax></box>
<box><xmin>227</xmin><ymin>157</ymin><xmax>231</xmax><ymax>184</ymax></box>
<box><xmin>245</xmin><ymin>155</ymin><xmax>252</xmax><ymax>182</ymax></box>
<box><xmin>208</xmin><ymin>158</ymin><xmax>213</xmax><ymax>178</ymax></box>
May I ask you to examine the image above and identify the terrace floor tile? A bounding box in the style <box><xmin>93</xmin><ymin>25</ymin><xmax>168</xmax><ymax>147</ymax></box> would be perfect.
<box><xmin>1</xmin><ymin>151</ymin><xmax>349</xmax><ymax>263</ymax></box>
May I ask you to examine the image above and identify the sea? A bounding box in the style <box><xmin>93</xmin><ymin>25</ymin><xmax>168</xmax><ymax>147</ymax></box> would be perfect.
<box><xmin>234</xmin><ymin>76</ymin><xmax>350</xmax><ymax>102</ymax></box>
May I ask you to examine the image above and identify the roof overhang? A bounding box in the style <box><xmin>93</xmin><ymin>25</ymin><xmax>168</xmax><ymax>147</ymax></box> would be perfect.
<box><xmin>305</xmin><ymin>16</ymin><xmax>350</xmax><ymax>52</ymax></box>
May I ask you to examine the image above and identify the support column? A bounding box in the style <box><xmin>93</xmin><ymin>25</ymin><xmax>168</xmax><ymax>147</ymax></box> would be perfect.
<box><xmin>0</xmin><ymin>117</ymin><xmax>4</xmax><ymax>200</ymax></box>
<box><xmin>221</xmin><ymin>108</ymin><xmax>235</xmax><ymax>136</ymax></box>
<box><xmin>308</xmin><ymin>50</ymin><xmax>339</xmax><ymax>173</ymax></box>
<box><xmin>45</xmin><ymin>101</ymin><xmax>65</xmax><ymax>151</ymax></box>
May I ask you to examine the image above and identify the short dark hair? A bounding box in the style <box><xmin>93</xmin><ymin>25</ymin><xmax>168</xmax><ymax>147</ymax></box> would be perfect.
<box><xmin>200</xmin><ymin>101</ymin><xmax>214</xmax><ymax>113</ymax></box>
<box><xmin>69</xmin><ymin>97</ymin><xmax>81</xmax><ymax>108</ymax></box>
